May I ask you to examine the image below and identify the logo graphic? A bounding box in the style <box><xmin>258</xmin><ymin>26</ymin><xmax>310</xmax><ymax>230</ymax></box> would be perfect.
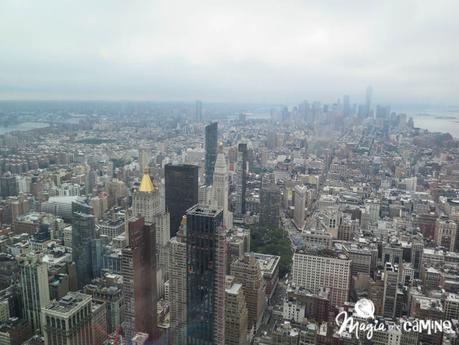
<box><xmin>353</xmin><ymin>298</ymin><xmax>375</xmax><ymax>319</ymax></box>
<box><xmin>336</xmin><ymin>298</ymin><xmax>453</xmax><ymax>340</ymax></box>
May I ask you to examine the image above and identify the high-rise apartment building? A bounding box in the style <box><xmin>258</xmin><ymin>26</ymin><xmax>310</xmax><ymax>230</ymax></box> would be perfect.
<box><xmin>17</xmin><ymin>253</ymin><xmax>49</xmax><ymax>333</ymax></box>
<box><xmin>186</xmin><ymin>205</ymin><xmax>226</xmax><ymax>345</ymax></box>
<box><xmin>230</xmin><ymin>254</ymin><xmax>266</xmax><ymax>333</ymax></box>
<box><xmin>165</xmin><ymin>164</ymin><xmax>199</xmax><ymax>237</ymax></box>
<box><xmin>122</xmin><ymin>217</ymin><xmax>158</xmax><ymax>344</ymax></box>
<box><xmin>225</xmin><ymin>277</ymin><xmax>248</xmax><ymax>345</ymax></box>
<box><xmin>71</xmin><ymin>200</ymin><xmax>96</xmax><ymax>288</ymax></box>
<box><xmin>205</xmin><ymin>122</ymin><xmax>218</xmax><ymax>186</ymax></box>
<box><xmin>292</xmin><ymin>249</ymin><xmax>351</xmax><ymax>308</ymax></box>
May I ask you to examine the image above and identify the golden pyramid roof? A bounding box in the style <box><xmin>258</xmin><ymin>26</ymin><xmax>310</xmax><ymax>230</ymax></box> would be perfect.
<box><xmin>139</xmin><ymin>167</ymin><xmax>154</xmax><ymax>192</ymax></box>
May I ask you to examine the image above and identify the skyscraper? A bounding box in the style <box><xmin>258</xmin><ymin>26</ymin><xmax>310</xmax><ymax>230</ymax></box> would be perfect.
<box><xmin>169</xmin><ymin>217</ymin><xmax>187</xmax><ymax>345</ymax></box>
<box><xmin>133</xmin><ymin>167</ymin><xmax>170</xmax><ymax>291</ymax></box>
<box><xmin>205</xmin><ymin>122</ymin><xmax>218</xmax><ymax>186</ymax></box>
<box><xmin>0</xmin><ymin>173</ymin><xmax>17</xmax><ymax>198</ymax></box>
<box><xmin>231</xmin><ymin>254</ymin><xmax>266</xmax><ymax>333</ymax></box>
<box><xmin>195</xmin><ymin>100</ymin><xmax>202</xmax><ymax>122</ymax></box>
<box><xmin>17</xmin><ymin>253</ymin><xmax>49</xmax><ymax>333</ymax></box>
<box><xmin>382</xmin><ymin>262</ymin><xmax>399</xmax><ymax>318</ymax></box>
<box><xmin>293</xmin><ymin>185</ymin><xmax>307</xmax><ymax>231</ymax></box>
<box><xmin>365</xmin><ymin>85</ymin><xmax>372</xmax><ymax>117</ymax></box>
<box><xmin>225</xmin><ymin>277</ymin><xmax>248</xmax><ymax>345</ymax></box>
<box><xmin>213</xmin><ymin>142</ymin><xmax>231</xmax><ymax>228</ymax></box>
<box><xmin>71</xmin><ymin>200</ymin><xmax>96</xmax><ymax>288</ymax></box>
<box><xmin>186</xmin><ymin>205</ymin><xmax>226</xmax><ymax>345</ymax></box>
<box><xmin>122</xmin><ymin>217</ymin><xmax>158</xmax><ymax>344</ymax></box>
<box><xmin>343</xmin><ymin>94</ymin><xmax>350</xmax><ymax>117</ymax></box>
<box><xmin>133</xmin><ymin>168</ymin><xmax>161</xmax><ymax>222</ymax></box>
<box><xmin>138</xmin><ymin>147</ymin><xmax>151</xmax><ymax>174</ymax></box>
<box><xmin>411</xmin><ymin>241</ymin><xmax>423</xmax><ymax>279</ymax></box>
<box><xmin>259</xmin><ymin>184</ymin><xmax>281</xmax><ymax>229</ymax></box>
<box><xmin>235</xmin><ymin>143</ymin><xmax>248</xmax><ymax>217</ymax></box>
<box><xmin>165</xmin><ymin>164</ymin><xmax>199</xmax><ymax>237</ymax></box>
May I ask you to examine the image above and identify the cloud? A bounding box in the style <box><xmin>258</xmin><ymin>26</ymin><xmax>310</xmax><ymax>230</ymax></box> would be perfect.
<box><xmin>0</xmin><ymin>0</ymin><xmax>458</xmax><ymax>104</ymax></box>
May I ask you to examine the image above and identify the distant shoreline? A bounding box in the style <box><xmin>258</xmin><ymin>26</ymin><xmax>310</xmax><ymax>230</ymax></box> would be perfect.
<box><xmin>0</xmin><ymin>121</ymin><xmax>50</xmax><ymax>135</ymax></box>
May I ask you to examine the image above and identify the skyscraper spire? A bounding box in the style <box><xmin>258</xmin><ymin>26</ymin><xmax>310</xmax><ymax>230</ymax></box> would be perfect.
<box><xmin>139</xmin><ymin>167</ymin><xmax>155</xmax><ymax>193</ymax></box>
<box><xmin>213</xmin><ymin>142</ymin><xmax>232</xmax><ymax>229</ymax></box>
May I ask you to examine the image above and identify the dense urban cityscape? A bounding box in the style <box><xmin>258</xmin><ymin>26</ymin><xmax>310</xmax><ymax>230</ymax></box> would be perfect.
<box><xmin>0</xmin><ymin>92</ymin><xmax>457</xmax><ymax>345</ymax></box>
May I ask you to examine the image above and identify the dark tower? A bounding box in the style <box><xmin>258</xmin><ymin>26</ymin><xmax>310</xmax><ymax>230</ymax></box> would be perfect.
<box><xmin>122</xmin><ymin>217</ymin><xmax>158</xmax><ymax>344</ymax></box>
<box><xmin>71</xmin><ymin>200</ymin><xmax>95</xmax><ymax>288</ymax></box>
<box><xmin>205</xmin><ymin>122</ymin><xmax>218</xmax><ymax>186</ymax></box>
<box><xmin>165</xmin><ymin>164</ymin><xmax>199</xmax><ymax>237</ymax></box>
<box><xmin>186</xmin><ymin>205</ymin><xmax>226</xmax><ymax>345</ymax></box>
<box><xmin>259</xmin><ymin>184</ymin><xmax>281</xmax><ymax>228</ymax></box>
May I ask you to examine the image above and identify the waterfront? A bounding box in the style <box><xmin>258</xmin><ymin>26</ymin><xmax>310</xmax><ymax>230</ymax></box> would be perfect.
<box><xmin>0</xmin><ymin>121</ymin><xmax>49</xmax><ymax>135</ymax></box>
<box><xmin>410</xmin><ymin>112</ymin><xmax>459</xmax><ymax>139</ymax></box>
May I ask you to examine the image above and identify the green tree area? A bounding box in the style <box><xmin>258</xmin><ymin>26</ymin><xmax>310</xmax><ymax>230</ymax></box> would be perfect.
<box><xmin>111</xmin><ymin>158</ymin><xmax>128</xmax><ymax>169</ymax></box>
<box><xmin>250</xmin><ymin>225</ymin><xmax>293</xmax><ymax>278</ymax></box>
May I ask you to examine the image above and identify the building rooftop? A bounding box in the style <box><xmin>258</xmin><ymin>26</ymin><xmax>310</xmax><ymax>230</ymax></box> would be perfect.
<box><xmin>252</xmin><ymin>252</ymin><xmax>280</xmax><ymax>275</ymax></box>
<box><xmin>295</xmin><ymin>248</ymin><xmax>349</xmax><ymax>260</ymax></box>
<box><xmin>226</xmin><ymin>282</ymin><xmax>242</xmax><ymax>295</ymax></box>
<box><xmin>186</xmin><ymin>204</ymin><xmax>222</xmax><ymax>217</ymax></box>
<box><xmin>43</xmin><ymin>292</ymin><xmax>91</xmax><ymax>315</ymax></box>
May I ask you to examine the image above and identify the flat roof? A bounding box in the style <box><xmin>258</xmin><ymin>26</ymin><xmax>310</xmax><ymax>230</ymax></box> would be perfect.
<box><xmin>252</xmin><ymin>252</ymin><xmax>280</xmax><ymax>274</ymax></box>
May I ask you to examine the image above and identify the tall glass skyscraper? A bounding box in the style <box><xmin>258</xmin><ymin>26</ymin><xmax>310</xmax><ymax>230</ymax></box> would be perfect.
<box><xmin>71</xmin><ymin>200</ymin><xmax>95</xmax><ymax>288</ymax></box>
<box><xmin>165</xmin><ymin>164</ymin><xmax>199</xmax><ymax>237</ymax></box>
<box><xmin>205</xmin><ymin>122</ymin><xmax>218</xmax><ymax>186</ymax></box>
<box><xmin>186</xmin><ymin>205</ymin><xmax>226</xmax><ymax>345</ymax></box>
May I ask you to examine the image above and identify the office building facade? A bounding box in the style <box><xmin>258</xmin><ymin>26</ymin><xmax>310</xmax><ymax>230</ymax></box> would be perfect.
<box><xmin>165</xmin><ymin>164</ymin><xmax>199</xmax><ymax>237</ymax></box>
<box><xmin>186</xmin><ymin>205</ymin><xmax>226</xmax><ymax>345</ymax></box>
<box><xmin>205</xmin><ymin>122</ymin><xmax>218</xmax><ymax>186</ymax></box>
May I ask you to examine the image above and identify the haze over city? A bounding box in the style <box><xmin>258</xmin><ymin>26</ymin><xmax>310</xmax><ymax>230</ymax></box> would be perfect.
<box><xmin>1</xmin><ymin>0</ymin><xmax>458</xmax><ymax>104</ymax></box>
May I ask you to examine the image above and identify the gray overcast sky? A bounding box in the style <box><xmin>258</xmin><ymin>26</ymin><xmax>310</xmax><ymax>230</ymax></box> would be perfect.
<box><xmin>0</xmin><ymin>0</ymin><xmax>458</xmax><ymax>105</ymax></box>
